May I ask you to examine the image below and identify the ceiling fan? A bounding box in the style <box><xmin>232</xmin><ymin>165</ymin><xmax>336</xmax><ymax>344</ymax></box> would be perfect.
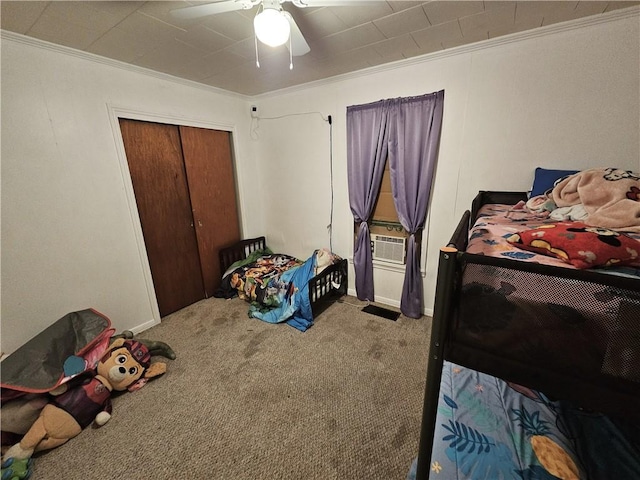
<box><xmin>170</xmin><ymin>0</ymin><xmax>381</xmax><ymax>59</ymax></box>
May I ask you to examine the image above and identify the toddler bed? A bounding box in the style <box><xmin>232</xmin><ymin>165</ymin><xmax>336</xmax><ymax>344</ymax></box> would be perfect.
<box><xmin>413</xmin><ymin>167</ymin><xmax>640</xmax><ymax>479</ymax></box>
<box><xmin>215</xmin><ymin>237</ymin><xmax>347</xmax><ymax>331</ymax></box>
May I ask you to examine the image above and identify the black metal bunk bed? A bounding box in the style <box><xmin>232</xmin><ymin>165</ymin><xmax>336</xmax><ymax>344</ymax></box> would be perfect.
<box><xmin>414</xmin><ymin>191</ymin><xmax>640</xmax><ymax>479</ymax></box>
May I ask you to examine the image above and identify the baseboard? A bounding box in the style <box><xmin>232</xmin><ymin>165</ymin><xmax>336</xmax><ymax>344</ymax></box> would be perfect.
<box><xmin>128</xmin><ymin>317</ymin><xmax>160</xmax><ymax>336</ymax></box>
<box><xmin>0</xmin><ymin>319</ymin><xmax>160</xmax><ymax>362</ymax></box>
<box><xmin>346</xmin><ymin>288</ymin><xmax>433</xmax><ymax>317</ymax></box>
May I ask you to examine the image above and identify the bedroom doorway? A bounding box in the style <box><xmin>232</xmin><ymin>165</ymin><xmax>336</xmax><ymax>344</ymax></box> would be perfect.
<box><xmin>119</xmin><ymin>118</ymin><xmax>241</xmax><ymax>316</ymax></box>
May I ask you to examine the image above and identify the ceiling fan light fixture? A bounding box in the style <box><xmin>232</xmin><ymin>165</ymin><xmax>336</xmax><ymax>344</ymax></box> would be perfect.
<box><xmin>254</xmin><ymin>8</ymin><xmax>290</xmax><ymax>47</ymax></box>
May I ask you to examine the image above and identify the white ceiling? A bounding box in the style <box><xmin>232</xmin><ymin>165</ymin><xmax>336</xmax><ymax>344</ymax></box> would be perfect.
<box><xmin>2</xmin><ymin>1</ymin><xmax>638</xmax><ymax>96</ymax></box>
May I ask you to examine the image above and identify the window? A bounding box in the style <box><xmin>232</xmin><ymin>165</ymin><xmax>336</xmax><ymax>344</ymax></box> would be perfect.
<box><xmin>354</xmin><ymin>158</ymin><xmax>410</xmax><ymax>264</ymax></box>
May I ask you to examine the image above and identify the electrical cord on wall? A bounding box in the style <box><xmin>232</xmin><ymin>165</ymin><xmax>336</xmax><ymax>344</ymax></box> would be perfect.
<box><xmin>337</xmin><ymin>297</ymin><xmax>370</xmax><ymax>308</ymax></box>
<box><xmin>250</xmin><ymin>116</ymin><xmax>259</xmax><ymax>140</ymax></box>
<box><xmin>251</xmin><ymin>109</ymin><xmax>334</xmax><ymax>251</ymax></box>
<box><xmin>251</xmin><ymin>111</ymin><xmax>329</xmax><ymax>139</ymax></box>
<box><xmin>328</xmin><ymin>114</ymin><xmax>334</xmax><ymax>252</ymax></box>
<box><xmin>257</xmin><ymin>111</ymin><xmax>329</xmax><ymax>122</ymax></box>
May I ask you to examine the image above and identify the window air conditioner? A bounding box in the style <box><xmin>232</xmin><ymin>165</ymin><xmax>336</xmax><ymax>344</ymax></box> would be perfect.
<box><xmin>371</xmin><ymin>234</ymin><xmax>406</xmax><ymax>265</ymax></box>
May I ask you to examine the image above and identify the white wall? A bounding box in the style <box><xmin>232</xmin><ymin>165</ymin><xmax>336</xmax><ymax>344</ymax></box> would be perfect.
<box><xmin>251</xmin><ymin>11</ymin><xmax>640</xmax><ymax>311</ymax></box>
<box><xmin>2</xmin><ymin>10</ymin><xmax>638</xmax><ymax>355</ymax></box>
<box><xmin>1</xmin><ymin>36</ymin><xmax>259</xmax><ymax>355</ymax></box>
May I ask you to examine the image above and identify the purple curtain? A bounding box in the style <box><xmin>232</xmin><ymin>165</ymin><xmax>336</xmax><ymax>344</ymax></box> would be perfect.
<box><xmin>388</xmin><ymin>90</ymin><xmax>444</xmax><ymax>318</ymax></box>
<box><xmin>346</xmin><ymin>99</ymin><xmax>390</xmax><ymax>301</ymax></box>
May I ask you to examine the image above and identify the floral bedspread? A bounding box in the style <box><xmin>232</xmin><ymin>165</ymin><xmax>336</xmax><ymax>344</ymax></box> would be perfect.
<box><xmin>409</xmin><ymin>361</ymin><xmax>584</xmax><ymax>480</ymax></box>
<box><xmin>408</xmin><ymin>361</ymin><xmax>640</xmax><ymax>480</ymax></box>
<box><xmin>433</xmin><ymin>361</ymin><xmax>583</xmax><ymax>479</ymax></box>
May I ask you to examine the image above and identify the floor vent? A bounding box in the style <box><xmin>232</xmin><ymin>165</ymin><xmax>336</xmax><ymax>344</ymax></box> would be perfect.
<box><xmin>362</xmin><ymin>305</ymin><xmax>400</xmax><ymax>321</ymax></box>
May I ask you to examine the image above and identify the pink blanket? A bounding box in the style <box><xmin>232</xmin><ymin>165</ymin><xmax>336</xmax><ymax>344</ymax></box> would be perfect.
<box><xmin>552</xmin><ymin>167</ymin><xmax>640</xmax><ymax>232</ymax></box>
<box><xmin>467</xmin><ymin>203</ymin><xmax>640</xmax><ymax>271</ymax></box>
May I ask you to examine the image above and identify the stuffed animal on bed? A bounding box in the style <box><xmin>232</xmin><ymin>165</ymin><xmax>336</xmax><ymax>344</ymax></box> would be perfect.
<box><xmin>2</xmin><ymin>339</ymin><xmax>166</xmax><ymax>462</ymax></box>
<box><xmin>314</xmin><ymin>248</ymin><xmax>336</xmax><ymax>276</ymax></box>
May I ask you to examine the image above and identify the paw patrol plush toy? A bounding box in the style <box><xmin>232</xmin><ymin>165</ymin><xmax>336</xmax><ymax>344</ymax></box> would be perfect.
<box><xmin>2</xmin><ymin>339</ymin><xmax>166</xmax><ymax>461</ymax></box>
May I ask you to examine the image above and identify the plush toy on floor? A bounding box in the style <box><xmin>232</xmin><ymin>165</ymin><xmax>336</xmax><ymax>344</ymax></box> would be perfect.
<box><xmin>1</xmin><ymin>457</ymin><xmax>32</xmax><ymax>480</ymax></box>
<box><xmin>2</xmin><ymin>338</ymin><xmax>166</xmax><ymax>462</ymax></box>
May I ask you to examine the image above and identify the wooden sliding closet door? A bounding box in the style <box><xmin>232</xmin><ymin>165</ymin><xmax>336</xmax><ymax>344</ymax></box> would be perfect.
<box><xmin>119</xmin><ymin>119</ymin><xmax>205</xmax><ymax>316</ymax></box>
<box><xmin>179</xmin><ymin>126</ymin><xmax>240</xmax><ymax>296</ymax></box>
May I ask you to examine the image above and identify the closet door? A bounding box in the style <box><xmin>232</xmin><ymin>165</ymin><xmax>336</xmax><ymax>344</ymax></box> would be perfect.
<box><xmin>180</xmin><ymin>126</ymin><xmax>240</xmax><ymax>296</ymax></box>
<box><xmin>119</xmin><ymin>119</ymin><xmax>205</xmax><ymax>316</ymax></box>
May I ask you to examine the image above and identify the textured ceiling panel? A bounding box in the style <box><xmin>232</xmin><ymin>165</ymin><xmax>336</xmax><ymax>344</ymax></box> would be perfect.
<box><xmin>1</xmin><ymin>1</ymin><xmax>638</xmax><ymax>96</ymax></box>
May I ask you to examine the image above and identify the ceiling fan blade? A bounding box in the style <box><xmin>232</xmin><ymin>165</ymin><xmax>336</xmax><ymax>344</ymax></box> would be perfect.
<box><xmin>283</xmin><ymin>12</ymin><xmax>311</xmax><ymax>56</ymax></box>
<box><xmin>292</xmin><ymin>0</ymin><xmax>385</xmax><ymax>7</ymax></box>
<box><xmin>170</xmin><ymin>1</ymin><xmax>256</xmax><ymax>20</ymax></box>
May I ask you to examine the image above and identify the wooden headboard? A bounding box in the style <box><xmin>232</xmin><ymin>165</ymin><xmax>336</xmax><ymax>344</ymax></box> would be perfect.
<box><xmin>219</xmin><ymin>237</ymin><xmax>267</xmax><ymax>272</ymax></box>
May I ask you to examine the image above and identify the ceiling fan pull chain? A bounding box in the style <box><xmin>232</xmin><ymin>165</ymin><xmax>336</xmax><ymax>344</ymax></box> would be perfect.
<box><xmin>254</xmin><ymin>4</ymin><xmax>263</xmax><ymax>68</ymax></box>
<box><xmin>255</xmin><ymin>35</ymin><xmax>261</xmax><ymax>68</ymax></box>
<box><xmin>289</xmin><ymin>35</ymin><xmax>293</xmax><ymax>70</ymax></box>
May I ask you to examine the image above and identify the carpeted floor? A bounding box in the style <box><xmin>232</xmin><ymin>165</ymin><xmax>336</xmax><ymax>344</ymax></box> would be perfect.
<box><xmin>30</xmin><ymin>296</ymin><xmax>431</xmax><ymax>480</ymax></box>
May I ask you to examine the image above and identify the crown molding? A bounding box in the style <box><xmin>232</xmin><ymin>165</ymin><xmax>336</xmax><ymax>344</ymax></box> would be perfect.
<box><xmin>0</xmin><ymin>29</ymin><xmax>251</xmax><ymax>102</ymax></box>
<box><xmin>2</xmin><ymin>5</ymin><xmax>638</xmax><ymax>101</ymax></box>
<box><xmin>253</xmin><ymin>5</ymin><xmax>640</xmax><ymax>99</ymax></box>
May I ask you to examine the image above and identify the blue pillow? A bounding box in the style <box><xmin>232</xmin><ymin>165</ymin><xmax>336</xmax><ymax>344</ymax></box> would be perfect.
<box><xmin>530</xmin><ymin>167</ymin><xmax>579</xmax><ymax>197</ymax></box>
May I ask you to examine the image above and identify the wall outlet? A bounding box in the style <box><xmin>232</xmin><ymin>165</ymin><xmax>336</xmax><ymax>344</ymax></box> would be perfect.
<box><xmin>250</xmin><ymin>105</ymin><xmax>258</xmax><ymax>118</ymax></box>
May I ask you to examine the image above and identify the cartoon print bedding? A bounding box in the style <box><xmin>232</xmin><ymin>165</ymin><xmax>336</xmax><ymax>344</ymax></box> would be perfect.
<box><xmin>467</xmin><ymin>167</ymin><xmax>640</xmax><ymax>276</ymax></box>
<box><xmin>408</xmin><ymin>361</ymin><xmax>640</xmax><ymax>479</ymax></box>
<box><xmin>216</xmin><ymin>248</ymin><xmax>341</xmax><ymax>331</ymax></box>
<box><xmin>223</xmin><ymin>252</ymin><xmax>303</xmax><ymax>305</ymax></box>
<box><xmin>467</xmin><ymin>203</ymin><xmax>640</xmax><ymax>277</ymax></box>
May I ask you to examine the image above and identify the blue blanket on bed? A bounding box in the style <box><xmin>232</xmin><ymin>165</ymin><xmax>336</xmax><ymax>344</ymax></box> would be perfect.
<box><xmin>408</xmin><ymin>365</ymin><xmax>640</xmax><ymax>479</ymax></box>
<box><xmin>408</xmin><ymin>361</ymin><xmax>585</xmax><ymax>480</ymax></box>
<box><xmin>248</xmin><ymin>253</ymin><xmax>317</xmax><ymax>332</ymax></box>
